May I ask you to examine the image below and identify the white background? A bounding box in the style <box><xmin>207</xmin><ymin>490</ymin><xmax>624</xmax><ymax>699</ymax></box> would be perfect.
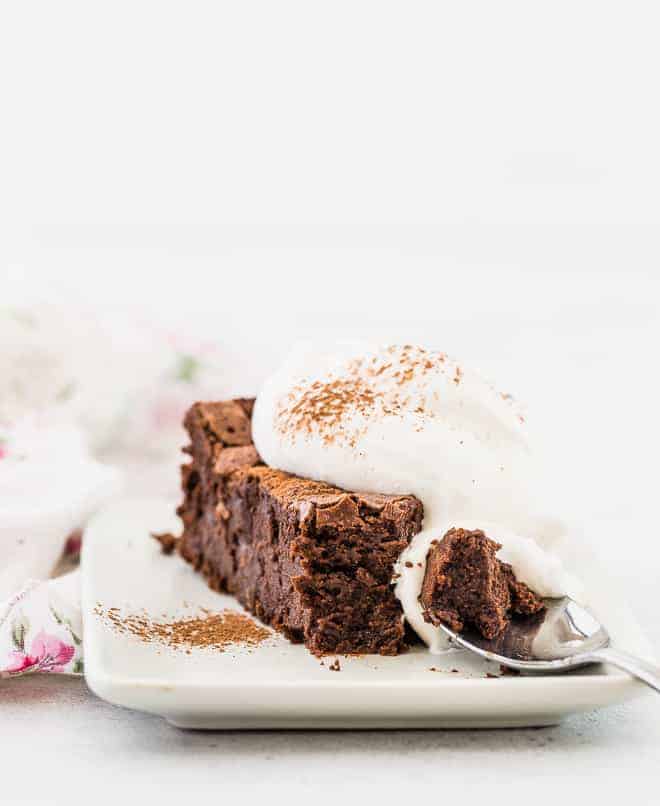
<box><xmin>1</xmin><ymin>1</ymin><xmax>659</xmax><ymax>803</ymax></box>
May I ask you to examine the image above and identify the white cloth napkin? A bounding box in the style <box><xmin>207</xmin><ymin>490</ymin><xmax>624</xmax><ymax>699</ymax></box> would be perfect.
<box><xmin>0</xmin><ymin>417</ymin><xmax>121</xmax><ymax>676</ymax></box>
<box><xmin>0</xmin><ymin>419</ymin><xmax>122</xmax><ymax>601</ymax></box>
<box><xmin>0</xmin><ymin>305</ymin><xmax>235</xmax><ymax>678</ymax></box>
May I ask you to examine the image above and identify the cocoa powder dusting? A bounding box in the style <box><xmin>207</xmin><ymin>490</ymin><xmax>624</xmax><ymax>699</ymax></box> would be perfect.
<box><xmin>275</xmin><ymin>345</ymin><xmax>527</xmax><ymax>450</ymax></box>
<box><xmin>95</xmin><ymin>604</ymin><xmax>271</xmax><ymax>652</ymax></box>
<box><xmin>275</xmin><ymin>345</ymin><xmax>453</xmax><ymax>447</ymax></box>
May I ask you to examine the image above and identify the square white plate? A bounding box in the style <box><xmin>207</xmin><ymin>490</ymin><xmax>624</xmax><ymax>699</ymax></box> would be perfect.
<box><xmin>82</xmin><ymin>498</ymin><xmax>651</xmax><ymax>729</ymax></box>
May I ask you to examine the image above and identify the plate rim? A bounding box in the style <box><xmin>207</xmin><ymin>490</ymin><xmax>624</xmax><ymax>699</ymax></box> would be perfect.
<box><xmin>81</xmin><ymin>497</ymin><xmax>652</xmax><ymax>727</ymax></box>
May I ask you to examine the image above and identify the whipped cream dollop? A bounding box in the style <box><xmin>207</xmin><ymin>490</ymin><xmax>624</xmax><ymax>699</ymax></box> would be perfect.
<box><xmin>252</xmin><ymin>342</ymin><xmax>581</xmax><ymax>652</ymax></box>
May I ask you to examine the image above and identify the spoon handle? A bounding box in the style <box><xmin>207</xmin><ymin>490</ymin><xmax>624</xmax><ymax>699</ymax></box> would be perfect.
<box><xmin>588</xmin><ymin>647</ymin><xmax>660</xmax><ymax>693</ymax></box>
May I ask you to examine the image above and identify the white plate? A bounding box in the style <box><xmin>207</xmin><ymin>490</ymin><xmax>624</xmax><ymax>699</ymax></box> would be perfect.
<box><xmin>82</xmin><ymin>498</ymin><xmax>651</xmax><ymax>729</ymax></box>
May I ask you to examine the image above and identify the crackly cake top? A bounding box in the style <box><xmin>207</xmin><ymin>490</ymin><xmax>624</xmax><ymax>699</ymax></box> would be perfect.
<box><xmin>185</xmin><ymin>398</ymin><xmax>423</xmax><ymax>536</ymax></box>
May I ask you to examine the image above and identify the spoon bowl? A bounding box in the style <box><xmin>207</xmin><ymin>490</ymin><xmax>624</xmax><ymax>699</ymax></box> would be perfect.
<box><xmin>439</xmin><ymin>596</ymin><xmax>660</xmax><ymax>690</ymax></box>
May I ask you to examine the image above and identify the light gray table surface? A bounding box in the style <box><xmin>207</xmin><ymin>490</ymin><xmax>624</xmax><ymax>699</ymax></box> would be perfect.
<box><xmin>2</xmin><ymin>562</ymin><xmax>658</xmax><ymax>806</ymax></box>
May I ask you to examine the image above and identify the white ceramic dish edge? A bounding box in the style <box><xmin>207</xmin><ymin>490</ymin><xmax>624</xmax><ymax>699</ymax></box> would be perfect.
<box><xmin>82</xmin><ymin>498</ymin><xmax>651</xmax><ymax>729</ymax></box>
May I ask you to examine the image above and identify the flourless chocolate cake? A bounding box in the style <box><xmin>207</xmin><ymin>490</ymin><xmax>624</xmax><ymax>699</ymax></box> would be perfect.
<box><xmin>174</xmin><ymin>400</ymin><xmax>423</xmax><ymax>655</ymax></box>
<box><xmin>419</xmin><ymin>528</ymin><xmax>545</xmax><ymax>640</ymax></box>
<box><xmin>165</xmin><ymin>399</ymin><xmax>547</xmax><ymax>656</ymax></box>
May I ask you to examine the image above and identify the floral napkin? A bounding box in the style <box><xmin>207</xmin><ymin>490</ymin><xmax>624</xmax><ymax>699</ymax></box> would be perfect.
<box><xmin>1</xmin><ymin>573</ymin><xmax>83</xmax><ymax>678</ymax></box>
<box><xmin>0</xmin><ymin>306</ymin><xmax>236</xmax><ymax>678</ymax></box>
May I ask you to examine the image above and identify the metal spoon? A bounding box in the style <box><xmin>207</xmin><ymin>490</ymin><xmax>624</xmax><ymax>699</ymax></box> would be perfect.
<box><xmin>439</xmin><ymin>596</ymin><xmax>660</xmax><ymax>692</ymax></box>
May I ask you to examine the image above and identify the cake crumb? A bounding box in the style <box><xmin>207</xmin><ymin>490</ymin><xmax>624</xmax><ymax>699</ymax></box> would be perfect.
<box><xmin>328</xmin><ymin>659</ymin><xmax>342</xmax><ymax>672</ymax></box>
<box><xmin>152</xmin><ymin>531</ymin><xmax>179</xmax><ymax>555</ymax></box>
<box><xmin>499</xmin><ymin>664</ymin><xmax>521</xmax><ymax>676</ymax></box>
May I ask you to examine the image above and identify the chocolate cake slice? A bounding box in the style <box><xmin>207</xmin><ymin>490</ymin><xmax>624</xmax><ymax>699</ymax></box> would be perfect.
<box><xmin>175</xmin><ymin>400</ymin><xmax>423</xmax><ymax>655</ymax></box>
<box><xmin>420</xmin><ymin>528</ymin><xmax>544</xmax><ymax>640</ymax></box>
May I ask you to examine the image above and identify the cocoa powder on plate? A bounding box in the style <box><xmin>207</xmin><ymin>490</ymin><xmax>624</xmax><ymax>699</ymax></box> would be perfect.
<box><xmin>95</xmin><ymin>605</ymin><xmax>271</xmax><ymax>652</ymax></box>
